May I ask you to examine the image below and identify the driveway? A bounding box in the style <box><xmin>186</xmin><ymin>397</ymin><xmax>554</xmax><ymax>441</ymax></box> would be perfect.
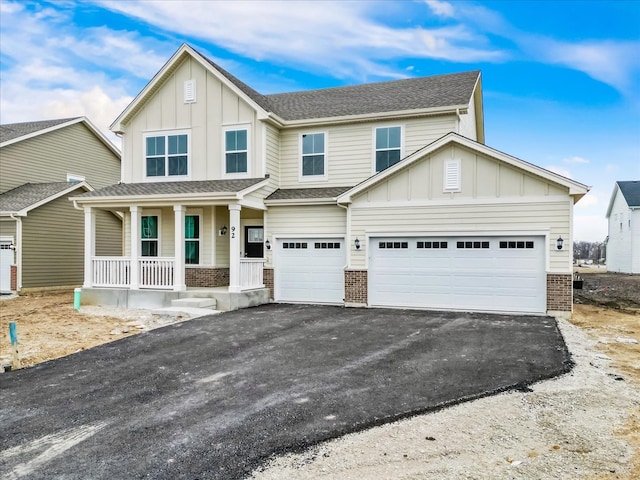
<box><xmin>0</xmin><ymin>304</ymin><xmax>571</xmax><ymax>479</ymax></box>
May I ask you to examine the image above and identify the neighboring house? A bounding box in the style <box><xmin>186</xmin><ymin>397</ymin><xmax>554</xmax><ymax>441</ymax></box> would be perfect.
<box><xmin>605</xmin><ymin>181</ymin><xmax>640</xmax><ymax>274</ymax></box>
<box><xmin>0</xmin><ymin>117</ymin><xmax>122</xmax><ymax>292</ymax></box>
<box><xmin>73</xmin><ymin>44</ymin><xmax>589</xmax><ymax>315</ymax></box>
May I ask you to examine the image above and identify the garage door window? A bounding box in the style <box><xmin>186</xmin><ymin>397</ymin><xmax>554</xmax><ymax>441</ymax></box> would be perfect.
<box><xmin>417</xmin><ymin>241</ymin><xmax>448</xmax><ymax>249</ymax></box>
<box><xmin>500</xmin><ymin>240</ymin><xmax>534</xmax><ymax>249</ymax></box>
<box><xmin>457</xmin><ymin>241</ymin><xmax>490</xmax><ymax>249</ymax></box>
<box><xmin>315</xmin><ymin>242</ymin><xmax>340</xmax><ymax>249</ymax></box>
<box><xmin>379</xmin><ymin>241</ymin><xmax>408</xmax><ymax>249</ymax></box>
<box><xmin>283</xmin><ymin>242</ymin><xmax>308</xmax><ymax>249</ymax></box>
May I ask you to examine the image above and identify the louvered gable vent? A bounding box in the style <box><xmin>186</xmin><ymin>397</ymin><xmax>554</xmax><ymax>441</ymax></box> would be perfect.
<box><xmin>444</xmin><ymin>159</ymin><xmax>461</xmax><ymax>191</ymax></box>
<box><xmin>184</xmin><ymin>79</ymin><xmax>196</xmax><ymax>103</ymax></box>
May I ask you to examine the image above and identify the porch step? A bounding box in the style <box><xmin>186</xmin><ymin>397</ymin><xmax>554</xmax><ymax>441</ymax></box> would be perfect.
<box><xmin>171</xmin><ymin>297</ymin><xmax>217</xmax><ymax>309</ymax></box>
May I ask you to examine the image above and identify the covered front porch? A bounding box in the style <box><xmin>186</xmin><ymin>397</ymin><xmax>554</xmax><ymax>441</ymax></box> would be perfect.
<box><xmin>72</xmin><ymin>178</ymin><xmax>272</xmax><ymax>310</ymax></box>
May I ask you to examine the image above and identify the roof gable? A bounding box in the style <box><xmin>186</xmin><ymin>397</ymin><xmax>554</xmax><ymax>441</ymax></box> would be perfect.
<box><xmin>0</xmin><ymin>117</ymin><xmax>120</xmax><ymax>158</ymax></box>
<box><xmin>606</xmin><ymin>180</ymin><xmax>640</xmax><ymax>217</ymax></box>
<box><xmin>338</xmin><ymin>132</ymin><xmax>589</xmax><ymax>204</ymax></box>
<box><xmin>0</xmin><ymin>182</ymin><xmax>91</xmax><ymax>215</ymax></box>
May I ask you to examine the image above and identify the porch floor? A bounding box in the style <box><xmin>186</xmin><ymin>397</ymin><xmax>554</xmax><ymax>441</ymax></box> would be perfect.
<box><xmin>80</xmin><ymin>286</ymin><xmax>271</xmax><ymax>312</ymax></box>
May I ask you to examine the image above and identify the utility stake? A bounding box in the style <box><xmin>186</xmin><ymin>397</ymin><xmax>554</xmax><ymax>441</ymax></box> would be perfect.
<box><xmin>9</xmin><ymin>321</ymin><xmax>20</xmax><ymax>369</ymax></box>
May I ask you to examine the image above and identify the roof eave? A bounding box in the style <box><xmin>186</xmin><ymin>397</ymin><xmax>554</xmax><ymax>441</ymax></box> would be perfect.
<box><xmin>264</xmin><ymin>198</ymin><xmax>338</xmax><ymax>206</ymax></box>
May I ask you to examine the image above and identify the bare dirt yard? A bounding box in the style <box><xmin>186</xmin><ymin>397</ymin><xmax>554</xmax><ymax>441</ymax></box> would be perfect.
<box><xmin>1</xmin><ymin>273</ymin><xmax>639</xmax><ymax>479</ymax></box>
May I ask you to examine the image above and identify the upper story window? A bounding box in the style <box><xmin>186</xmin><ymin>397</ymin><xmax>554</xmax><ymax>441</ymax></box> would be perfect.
<box><xmin>145</xmin><ymin>131</ymin><xmax>189</xmax><ymax>179</ymax></box>
<box><xmin>375</xmin><ymin>126</ymin><xmax>402</xmax><ymax>172</ymax></box>
<box><xmin>301</xmin><ymin>132</ymin><xmax>326</xmax><ymax>179</ymax></box>
<box><xmin>224</xmin><ymin>126</ymin><xmax>249</xmax><ymax>175</ymax></box>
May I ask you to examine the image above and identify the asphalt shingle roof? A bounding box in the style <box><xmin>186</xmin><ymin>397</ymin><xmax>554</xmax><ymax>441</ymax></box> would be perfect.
<box><xmin>617</xmin><ymin>180</ymin><xmax>640</xmax><ymax>207</ymax></box>
<box><xmin>266</xmin><ymin>186</ymin><xmax>353</xmax><ymax>201</ymax></box>
<box><xmin>77</xmin><ymin>178</ymin><xmax>266</xmax><ymax>198</ymax></box>
<box><xmin>0</xmin><ymin>118</ymin><xmax>80</xmax><ymax>143</ymax></box>
<box><xmin>0</xmin><ymin>182</ymin><xmax>81</xmax><ymax>212</ymax></box>
<box><xmin>264</xmin><ymin>71</ymin><xmax>480</xmax><ymax>121</ymax></box>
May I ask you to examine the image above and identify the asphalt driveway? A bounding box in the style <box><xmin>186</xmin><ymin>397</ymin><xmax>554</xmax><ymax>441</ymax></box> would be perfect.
<box><xmin>0</xmin><ymin>304</ymin><xmax>571</xmax><ymax>479</ymax></box>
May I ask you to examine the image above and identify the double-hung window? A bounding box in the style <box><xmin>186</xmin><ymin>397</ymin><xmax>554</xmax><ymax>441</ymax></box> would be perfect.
<box><xmin>141</xmin><ymin>215</ymin><xmax>159</xmax><ymax>256</ymax></box>
<box><xmin>185</xmin><ymin>215</ymin><xmax>200</xmax><ymax>265</ymax></box>
<box><xmin>375</xmin><ymin>126</ymin><xmax>402</xmax><ymax>172</ymax></box>
<box><xmin>301</xmin><ymin>132</ymin><xmax>326</xmax><ymax>178</ymax></box>
<box><xmin>145</xmin><ymin>132</ymin><xmax>189</xmax><ymax>179</ymax></box>
<box><xmin>224</xmin><ymin>128</ymin><xmax>248</xmax><ymax>174</ymax></box>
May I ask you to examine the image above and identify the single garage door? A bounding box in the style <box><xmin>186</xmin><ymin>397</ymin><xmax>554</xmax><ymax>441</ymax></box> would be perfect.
<box><xmin>275</xmin><ymin>238</ymin><xmax>345</xmax><ymax>304</ymax></box>
<box><xmin>0</xmin><ymin>241</ymin><xmax>14</xmax><ymax>293</ymax></box>
<box><xmin>369</xmin><ymin>236</ymin><xmax>546</xmax><ymax>313</ymax></box>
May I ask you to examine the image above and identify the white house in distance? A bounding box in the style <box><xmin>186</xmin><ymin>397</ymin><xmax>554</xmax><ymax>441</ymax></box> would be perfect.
<box><xmin>606</xmin><ymin>181</ymin><xmax>640</xmax><ymax>274</ymax></box>
<box><xmin>72</xmin><ymin>44</ymin><xmax>589</xmax><ymax>315</ymax></box>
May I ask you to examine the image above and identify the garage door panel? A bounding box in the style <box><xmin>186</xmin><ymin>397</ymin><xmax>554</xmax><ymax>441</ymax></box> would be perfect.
<box><xmin>276</xmin><ymin>238</ymin><xmax>345</xmax><ymax>304</ymax></box>
<box><xmin>370</xmin><ymin>236</ymin><xmax>545</xmax><ymax>313</ymax></box>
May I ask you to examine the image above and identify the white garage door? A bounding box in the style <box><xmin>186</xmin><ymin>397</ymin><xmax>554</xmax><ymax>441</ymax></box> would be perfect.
<box><xmin>0</xmin><ymin>241</ymin><xmax>14</xmax><ymax>293</ymax></box>
<box><xmin>275</xmin><ymin>238</ymin><xmax>345</xmax><ymax>304</ymax></box>
<box><xmin>369</xmin><ymin>236</ymin><xmax>546</xmax><ymax>313</ymax></box>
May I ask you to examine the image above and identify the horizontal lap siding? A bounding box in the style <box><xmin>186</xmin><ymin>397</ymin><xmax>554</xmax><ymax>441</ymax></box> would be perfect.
<box><xmin>350</xmin><ymin>201</ymin><xmax>570</xmax><ymax>272</ymax></box>
<box><xmin>95</xmin><ymin>211</ymin><xmax>123</xmax><ymax>256</ymax></box>
<box><xmin>21</xmin><ymin>195</ymin><xmax>84</xmax><ymax>287</ymax></box>
<box><xmin>265</xmin><ymin>125</ymin><xmax>280</xmax><ymax>184</ymax></box>
<box><xmin>0</xmin><ymin>220</ymin><xmax>16</xmax><ymax>238</ymax></box>
<box><xmin>0</xmin><ymin>123</ymin><xmax>120</xmax><ymax>192</ymax></box>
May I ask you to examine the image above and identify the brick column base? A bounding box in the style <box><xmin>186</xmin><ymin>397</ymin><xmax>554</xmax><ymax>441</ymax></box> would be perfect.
<box><xmin>263</xmin><ymin>268</ymin><xmax>274</xmax><ymax>300</ymax></box>
<box><xmin>345</xmin><ymin>270</ymin><xmax>367</xmax><ymax>307</ymax></box>
<box><xmin>185</xmin><ymin>267</ymin><xmax>229</xmax><ymax>288</ymax></box>
<box><xmin>10</xmin><ymin>265</ymin><xmax>17</xmax><ymax>291</ymax></box>
<box><xmin>547</xmin><ymin>273</ymin><xmax>572</xmax><ymax>312</ymax></box>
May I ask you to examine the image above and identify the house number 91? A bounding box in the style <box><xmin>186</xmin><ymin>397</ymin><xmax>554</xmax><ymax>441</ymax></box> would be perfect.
<box><xmin>231</xmin><ymin>226</ymin><xmax>236</xmax><ymax>238</ymax></box>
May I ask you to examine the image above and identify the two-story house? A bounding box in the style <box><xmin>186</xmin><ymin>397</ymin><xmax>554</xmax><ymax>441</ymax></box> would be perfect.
<box><xmin>73</xmin><ymin>44</ymin><xmax>589</xmax><ymax>315</ymax></box>
<box><xmin>606</xmin><ymin>181</ymin><xmax>640</xmax><ymax>274</ymax></box>
<box><xmin>0</xmin><ymin>117</ymin><xmax>122</xmax><ymax>293</ymax></box>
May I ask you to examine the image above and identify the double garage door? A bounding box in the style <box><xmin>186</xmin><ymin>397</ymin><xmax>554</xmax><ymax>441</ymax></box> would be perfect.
<box><xmin>275</xmin><ymin>238</ymin><xmax>345</xmax><ymax>304</ymax></box>
<box><xmin>369</xmin><ymin>236</ymin><xmax>546</xmax><ymax>313</ymax></box>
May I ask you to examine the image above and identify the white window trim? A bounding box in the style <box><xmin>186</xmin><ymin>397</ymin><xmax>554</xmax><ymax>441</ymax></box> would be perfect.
<box><xmin>140</xmin><ymin>209</ymin><xmax>162</xmax><ymax>257</ymax></box>
<box><xmin>143</xmin><ymin>129</ymin><xmax>191</xmax><ymax>182</ymax></box>
<box><xmin>66</xmin><ymin>173</ymin><xmax>85</xmax><ymax>182</ymax></box>
<box><xmin>372</xmin><ymin>124</ymin><xmax>404</xmax><ymax>173</ymax></box>
<box><xmin>299</xmin><ymin>131</ymin><xmax>328</xmax><ymax>182</ymax></box>
<box><xmin>444</xmin><ymin>159</ymin><xmax>462</xmax><ymax>192</ymax></box>
<box><xmin>185</xmin><ymin>210</ymin><xmax>202</xmax><ymax>266</ymax></box>
<box><xmin>222</xmin><ymin>124</ymin><xmax>252</xmax><ymax>178</ymax></box>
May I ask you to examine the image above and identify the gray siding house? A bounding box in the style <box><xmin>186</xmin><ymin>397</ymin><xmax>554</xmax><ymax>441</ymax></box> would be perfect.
<box><xmin>73</xmin><ymin>44</ymin><xmax>589</xmax><ymax>315</ymax></box>
<box><xmin>0</xmin><ymin>117</ymin><xmax>122</xmax><ymax>292</ymax></box>
<box><xmin>606</xmin><ymin>181</ymin><xmax>640</xmax><ymax>274</ymax></box>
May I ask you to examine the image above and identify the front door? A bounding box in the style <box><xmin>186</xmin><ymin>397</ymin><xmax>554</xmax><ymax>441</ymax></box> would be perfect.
<box><xmin>244</xmin><ymin>226</ymin><xmax>264</xmax><ymax>258</ymax></box>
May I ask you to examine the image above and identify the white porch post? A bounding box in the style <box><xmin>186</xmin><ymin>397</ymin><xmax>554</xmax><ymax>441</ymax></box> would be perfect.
<box><xmin>228</xmin><ymin>204</ymin><xmax>241</xmax><ymax>293</ymax></box>
<box><xmin>174</xmin><ymin>204</ymin><xmax>186</xmax><ymax>291</ymax></box>
<box><xmin>83</xmin><ymin>206</ymin><xmax>95</xmax><ymax>288</ymax></box>
<box><xmin>130</xmin><ymin>205</ymin><xmax>140</xmax><ymax>289</ymax></box>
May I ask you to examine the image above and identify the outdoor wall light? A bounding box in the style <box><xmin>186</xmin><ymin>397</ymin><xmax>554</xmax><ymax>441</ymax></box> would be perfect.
<box><xmin>219</xmin><ymin>225</ymin><xmax>228</xmax><ymax>236</ymax></box>
<box><xmin>265</xmin><ymin>240</ymin><xmax>271</xmax><ymax>250</ymax></box>
<box><xmin>354</xmin><ymin>238</ymin><xmax>361</xmax><ymax>250</ymax></box>
<box><xmin>556</xmin><ymin>236</ymin><xmax>564</xmax><ymax>250</ymax></box>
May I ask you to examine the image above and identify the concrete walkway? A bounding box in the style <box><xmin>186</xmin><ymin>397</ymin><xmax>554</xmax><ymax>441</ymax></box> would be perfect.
<box><xmin>0</xmin><ymin>304</ymin><xmax>571</xmax><ymax>479</ymax></box>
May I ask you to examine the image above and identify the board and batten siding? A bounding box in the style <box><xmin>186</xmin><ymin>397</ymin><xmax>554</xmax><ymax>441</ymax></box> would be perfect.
<box><xmin>265</xmin><ymin>205</ymin><xmax>346</xmax><ymax>267</ymax></box>
<box><xmin>0</xmin><ymin>122</ymin><xmax>120</xmax><ymax>193</ymax></box>
<box><xmin>122</xmin><ymin>57</ymin><xmax>266</xmax><ymax>183</ymax></box>
<box><xmin>21</xmin><ymin>194</ymin><xmax>85</xmax><ymax>287</ymax></box>
<box><xmin>277</xmin><ymin>115</ymin><xmax>458</xmax><ymax>189</ymax></box>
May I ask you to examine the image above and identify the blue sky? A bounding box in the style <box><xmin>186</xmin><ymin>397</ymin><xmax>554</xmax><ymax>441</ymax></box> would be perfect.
<box><xmin>1</xmin><ymin>0</ymin><xmax>639</xmax><ymax>242</ymax></box>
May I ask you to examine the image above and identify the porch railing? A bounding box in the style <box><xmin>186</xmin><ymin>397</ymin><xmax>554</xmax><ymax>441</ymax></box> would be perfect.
<box><xmin>240</xmin><ymin>258</ymin><xmax>265</xmax><ymax>290</ymax></box>
<box><xmin>139</xmin><ymin>258</ymin><xmax>174</xmax><ymax>289</ymax></box>
<box><xmin>92</xmin><ymin>257</ymin><xmax>130</xmax><ymax>287</ymax></box>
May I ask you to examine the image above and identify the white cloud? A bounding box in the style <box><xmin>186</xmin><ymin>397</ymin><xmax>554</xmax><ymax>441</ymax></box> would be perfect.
<box><xmin>424</xmin><ymin>0</ymin><xmax>455</xmax><ymax>18</ymax></box>
<box><xmin>563</xmin><ymin>156</ymin><xmax>589</xmax><ymax>164</ymax></box>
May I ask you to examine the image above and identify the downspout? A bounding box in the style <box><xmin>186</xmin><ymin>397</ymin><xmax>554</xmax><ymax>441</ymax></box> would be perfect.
<box><xmin>337</xmin><ymin>202</ymin><xmax>351</xmax><ymax>269</ymax></box>
<box><xmin>9</xmin><ymin>213</ymin><xmax>22</xmax><ymax>291</ymax></box>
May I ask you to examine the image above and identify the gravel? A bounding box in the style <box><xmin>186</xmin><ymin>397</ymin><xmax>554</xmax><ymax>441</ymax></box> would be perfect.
<box><xmin>250</xmin><ymin>318</ymin><xmax>640</xmax><ymax>479</ymax></box>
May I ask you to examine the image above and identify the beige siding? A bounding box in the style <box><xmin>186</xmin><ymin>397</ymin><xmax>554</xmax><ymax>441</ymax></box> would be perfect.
<box><xmin>0</xmin><ymin>122</ymin><xmax>120</xmax><ymax>192</ymax></box>
<box><xmin>215</xmin><ymin>206</ymin><xmax>230</xmax><ymax>266</ymax></box>
<box><xmin>457</xmin><ymin>89</ymin><xmax>478</xmax><ymax>140</ymax></box>
<box><xmin>21</xmin><ymin>194</ymin><xmax>85</xmax><ymax>287</ymax></box>
<box><xmin>95</xmin><ymin>211</ymin><xmax>123</xmax><ymax>256</ymax></box>
<box><xmin>265</xmin><ymin>124</ymin><xmax>280</xmax><ymax>184</ymax></box>
<box><xmin>278</xmin><ymin>115</ymin><xmax>457</xmax><ymax>189</ymax></box>
<box><xmin>121</xmin><ymin>57</ymin><xmax>264</xmax><ymax>183</ymax></box>
<box><xmin>0</xmin><ymin>219</ymin><xmax>16</xmax><ymax>238</ymax></box>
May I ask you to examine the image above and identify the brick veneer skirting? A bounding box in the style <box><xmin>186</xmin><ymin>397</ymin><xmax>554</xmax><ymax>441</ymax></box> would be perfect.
<box><xmin>546</xmin><ymin>273</ymin><xmax>572</xmax><ymax>312</ymax></box>
<box><xmin>10</xmin><ymin>265</ymin><xmax>17</xmax><ymax>291</ymax></box>
<box><xmin>263</xmin><ymin>268</ymin><xmax>274</xmax><ymax>300</ymax></box>
<box><xmin>345</xmin><ymin>270</ymin><xmax>367</xmax><ymax>305</ymax></box>
<box><xmin>185</xmin><ymin>267</ymin><xmax>229</xmax><ymax>288</ymax></box>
